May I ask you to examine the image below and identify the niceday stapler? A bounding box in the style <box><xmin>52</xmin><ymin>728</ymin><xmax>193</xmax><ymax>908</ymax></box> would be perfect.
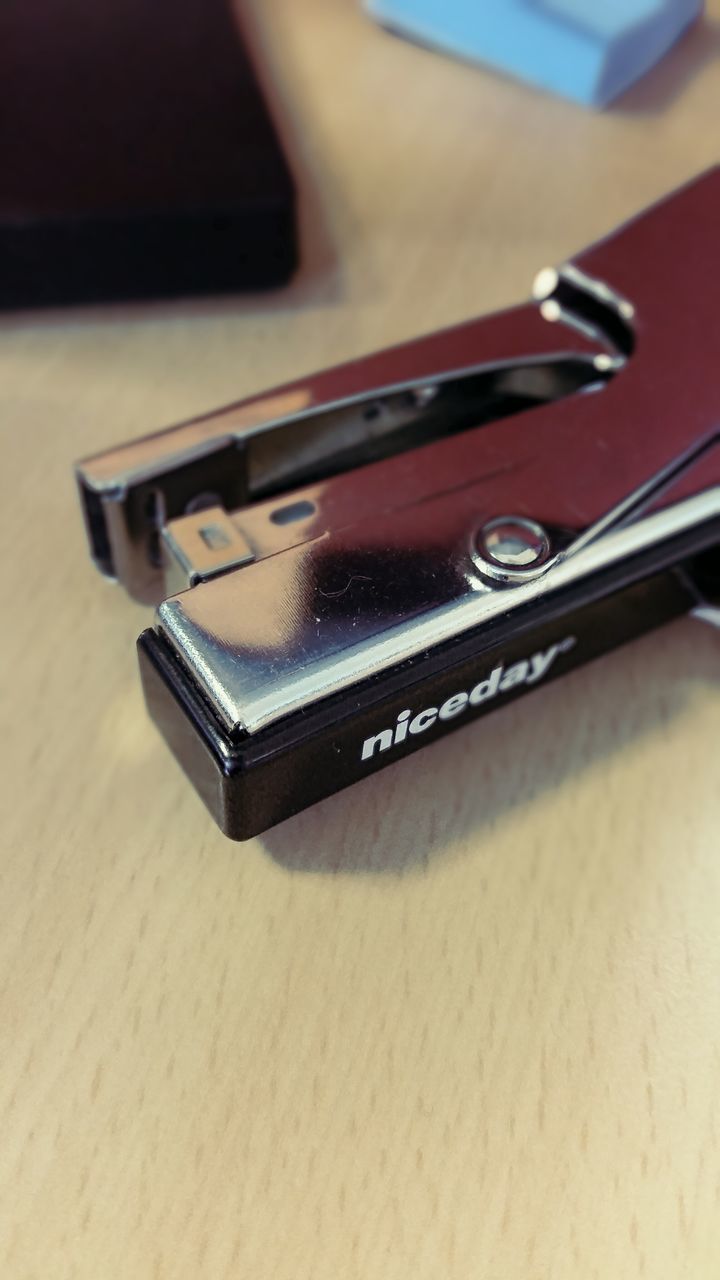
<box><xmin>76</xmin><ymin>169</ymin><xmax>720</xmax><ymax>839</ymax></box>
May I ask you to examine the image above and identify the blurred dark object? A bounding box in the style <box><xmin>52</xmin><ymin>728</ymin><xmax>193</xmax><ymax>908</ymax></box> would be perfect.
<box><xmin>0</xmin><ymin>0</ymin><xmax>297</xmax><ymax>309</ymax></box>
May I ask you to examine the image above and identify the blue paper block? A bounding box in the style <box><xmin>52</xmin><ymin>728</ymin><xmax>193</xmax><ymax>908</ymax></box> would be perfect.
<box><xmin>365</xmin><ymin>0</ymin><xmax>703</xmax><ymax>106</ymax></box>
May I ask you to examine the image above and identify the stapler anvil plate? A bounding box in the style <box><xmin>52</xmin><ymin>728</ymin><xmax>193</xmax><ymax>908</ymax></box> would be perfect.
<box><xmin>76</xmin><ymin>169</ymin><xmax>720</xmax><ymax>840</ymax></box>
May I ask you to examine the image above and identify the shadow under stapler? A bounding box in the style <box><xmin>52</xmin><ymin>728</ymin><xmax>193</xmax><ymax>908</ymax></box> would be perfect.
<box><xmin>260</xmin><ymin>620</ymin><xmax>719</xmax><ymax>877</ymax></box>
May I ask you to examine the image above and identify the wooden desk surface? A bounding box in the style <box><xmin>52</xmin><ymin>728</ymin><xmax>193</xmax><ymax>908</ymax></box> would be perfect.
<box><xmin>2</xmin><ymin>3</ymin><xmax>720</xmax><ymax>1275</ymax></box>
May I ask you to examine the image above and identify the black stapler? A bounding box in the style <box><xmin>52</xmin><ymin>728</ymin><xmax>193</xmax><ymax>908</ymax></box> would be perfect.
<box><xmin>76</xmin><ymin>169</ymin><xmax>720</xmax><ymax>839</ymax></box>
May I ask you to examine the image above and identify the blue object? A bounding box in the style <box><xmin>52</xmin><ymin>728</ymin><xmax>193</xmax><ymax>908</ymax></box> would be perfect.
<box><xmin>365</xmin><ymin>0</ymin><xmax>703</xmax><ymax>106</ymax></box>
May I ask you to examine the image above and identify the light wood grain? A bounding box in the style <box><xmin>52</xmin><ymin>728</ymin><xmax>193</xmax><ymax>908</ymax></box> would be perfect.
<box><xmin>2</xmin><ymin>3</ymin><xmax>720</xmax><ymax>1276</ymax></box>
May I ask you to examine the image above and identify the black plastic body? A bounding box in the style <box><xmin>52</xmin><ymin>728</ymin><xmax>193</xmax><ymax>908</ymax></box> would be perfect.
<box><xmin>137</xmin><ymin>529</ymin><xmax>719</xmax><ymax>840</ymax></box>
<box><xmin>0</xmin><ymin>0</ymin><xmax>297</xmax><ymax>308</ymax></box>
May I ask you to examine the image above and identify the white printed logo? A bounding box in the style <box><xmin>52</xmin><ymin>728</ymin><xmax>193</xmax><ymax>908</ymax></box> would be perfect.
<box><xmin>360</xmin><ymin>636</ymin><xmax>576</xmax><ymax>762</ymax></box>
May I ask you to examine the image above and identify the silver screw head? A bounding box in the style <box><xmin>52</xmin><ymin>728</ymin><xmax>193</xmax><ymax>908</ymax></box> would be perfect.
<box><xmin>475</xmin><ymin>516</ymin><xmax>551</xmax><ymax>575</ymax></box>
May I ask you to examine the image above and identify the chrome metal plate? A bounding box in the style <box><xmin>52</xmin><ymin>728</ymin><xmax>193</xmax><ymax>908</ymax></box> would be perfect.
<box><xmin>157</xmin><ymin>489</ymin><xmax>720</xmax><ymax>734</ymax></box>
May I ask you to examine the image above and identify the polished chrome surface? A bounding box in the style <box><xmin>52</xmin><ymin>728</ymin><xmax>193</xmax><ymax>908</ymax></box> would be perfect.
<box><xmin>73</xmin><ymin>168</ymin><xmax>720</xmax><ymax>739</ymax></box>
<box><xmin>472</xmin><ymin>430</ymin><xmax>720</xmax><ymax>587</ymax></box>
<box><xmin>74</xmin><ymin>178</ymin><xmax>652</xmax><ymax>605</ymax></box>
<box><xmin>157</xmin><ymin>487</ymin><xmax>720</xmax><ymax>735</ymax></box>
<box><xmin>77</xmin><ymin>390</ymin><xmax>311</xmax><ymax>493</ymax></box>
<box><xmin>533</xmin><ymin>262</ymin><xmax>635</xmax><ymax>361</ymax></box>
<box><xmin>76</xmin><ymin>347</ymin><xmax>607</xmax><ymax>603</ymax></box>
<box><xmin>473</xmin><ymin>516</ymin><xmax>552</xmax><ymax>583</ymax></box>
<box><xmin>692</xmin><ymin>604</ymin><xmax>720</xmax><ymax>629</ymax></box>
<box><xmin>162</xmin><ymin>507</ymin><xmax>255</xmax><ymax>597</ymax></box>
<box><xmin>561</xmin><ymin>432</ymin><xmax>720</xmax><ymax>562</ymax></box>
<box><xmin>75</xmin><ymin>387</ymin><xmax>310</xmax><ymax>601</ymax></box>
